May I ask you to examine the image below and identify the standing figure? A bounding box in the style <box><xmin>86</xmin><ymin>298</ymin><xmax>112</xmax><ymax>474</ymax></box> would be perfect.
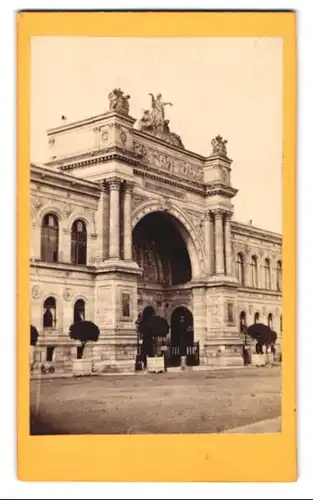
<box><xmin>148</xmin><ymin>93</ymin><xmax>173</xmax><ymax>126</ymax></box>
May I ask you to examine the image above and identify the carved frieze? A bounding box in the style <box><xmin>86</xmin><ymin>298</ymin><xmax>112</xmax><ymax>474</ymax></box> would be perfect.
<box><xmin>133</xmin><ymin>141</ymin><xmax>203</xmax><ymax>183</ymax></box>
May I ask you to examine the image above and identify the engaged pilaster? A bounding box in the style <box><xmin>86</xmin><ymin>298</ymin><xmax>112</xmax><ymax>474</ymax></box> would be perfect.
<box><xmin>123</xmin><ymin>182</ymin><xmax>133</xmax><ymax>260</ymax></box>
<box><xmin>204</xmin><ymin>211</ymin><xmax>215</xmax><ymax>275</ymax></box>
<box><xmin>224</xmin><ymin>211</ymin><xmax>233</xmax><ymax>275</ymax></box>
<box><xmin>214</xmin><ymin>209</ymin><xmax>225</xmax><ymax>275</ymax></box>
<box><xmin>108</xmin><ymin>177</ymin><xmax>121</xmax><ymax>259</ymax></box>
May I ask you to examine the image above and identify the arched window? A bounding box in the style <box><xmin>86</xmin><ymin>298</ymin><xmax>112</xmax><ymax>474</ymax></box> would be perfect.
<box><xmin>276</xmin><ymin>260</ymin><xmax>282</xmax><ymax>291</ymax></box>
<box><xmin>41</xmin><ymin>213</ymin><xmax>59</xmax><ymax>263</ymax></box>
<box><xmin>268</xmin><ymin>313</ymin><xmax>273</xmax><ymax>329</ymax></box>
<box><xmin>74</xmin><ymin>299</ymin><xmax>85</xmax><ymax>324</ymax></box>
<box><xmin>239</xmin><ymin>311</ymin><xmax>246</xmax><ymax>333</ymax></box>
<box><xmin>236</xmin><ymin>253</ymin><xmax>245</xmax><ymax>286</ymax></box>
<box><xmin>264</xmin><ymin>258</ymin><xmax>271</xmax><ymax>289</ymax></box>
<box><xmin>71</xmin><ymin>220</ymin><xmax>87</xmax><ymax>265</ymax></box>
<box><xmin>254</xmin><ymin>312</ymin><xmax>260</xmax><ymax>324</ymax></box>
<box><xmin>43</xmin><ymin>297</ymin><xmax>56</xmax><ymax>328</ymax></box>
<box><xmin>251</xmin><ymin>255</ymin><xmax>258</xmax><ymax>288</ymax></box>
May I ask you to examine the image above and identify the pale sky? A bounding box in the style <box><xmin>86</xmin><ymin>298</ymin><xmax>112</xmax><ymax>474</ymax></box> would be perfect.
<box><xmin>31</xmin><ymin>37</ymin><xmax>283</xmax><ymax>233</ymax></box>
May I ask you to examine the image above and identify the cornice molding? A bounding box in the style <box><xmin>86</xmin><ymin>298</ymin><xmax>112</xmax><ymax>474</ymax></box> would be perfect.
<box><xmin>45</xmin><ymin>146</ymin><xmax>139</xmax><ymax>171</ymax></box>
<box><xmin>30</xmin><ymin>164</ymin><xmax>101</xmax><ymax>198</ymax></box>
<box><xmin>231</xmin><ymin>220</ymin><xmax>282</xmax><ymax>243</ymax></box>
<box><xmin>205</xmin><ymin>183</ymin><xmax>238</xmax><ymax>198</ymax></box>
<box><xmin>46</xmin><ymin>110</ymin><xmax>136</xmax><ymax>135</ymax></box>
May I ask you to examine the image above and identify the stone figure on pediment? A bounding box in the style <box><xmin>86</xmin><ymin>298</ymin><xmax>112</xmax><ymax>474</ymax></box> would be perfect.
<box><xmin>149</xmin><ymin>93</ymin><xmax>173</xmax><ymax>123</ymax></box>
<box><xmin>108</xmin><ymin>88</ymin><xmax>130</xmax><ymax>116</ymax></box>
<box><xmin>211</xmin><ymin>135</ymin><xmax>228</xmax><ymax>156</ymax></box>
<box><xmin>134</xmin><ymin>92</ymin><xmax>185</xmax><ymax>149</ymax></box>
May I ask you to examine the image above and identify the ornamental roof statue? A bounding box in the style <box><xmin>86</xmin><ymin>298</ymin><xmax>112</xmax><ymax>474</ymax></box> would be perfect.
<box><xmin>134</xmin><ymin>92</ymin><xmax>184</xmax><ymax>149</ymax></box>
<box><xmin>211</xmin><ymin>135</ymin><xmax>228</xmax><ymax>156</ymax></box>
<box><xmin>108</xmin><ymin>88</ymin><xmax>130</xmax><ymax>116</ymax></box>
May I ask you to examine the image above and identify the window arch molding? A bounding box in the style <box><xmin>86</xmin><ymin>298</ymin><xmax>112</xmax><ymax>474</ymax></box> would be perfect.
<box><xmin>250</xmin><ymin>254</ymin><xmax>259</xmax><ymax>288</ymax></box>
<box><xmin>41</xmin><ymin>212</ymin><xmax>60</xmax><ymax>263</ymax></box>
<box><xmin>38</xmin><ymin>206</ymin><xmax>65</xmax><ymax>260</ymax></box>
<box><xmin>71</xmin><ymin>218</ymin><xmax>88</xmax><ymax>265</ymax></box>
<box><xmin>254</xmin><ymin>311</ymin><xmax>260</xmax><ymax>324</ymax></box>
<box><xmin>66</xmin><ymin>212</ymin><xmax>93</xmax><ymax>233</ymax></box>
<box><xmin>37</xmin><ymin>205</ymin><xmax>64</xmax><ymax>226</ymax></box>
<box><xmin>264</xmin><ymin>257</ymin><xmax>272</xmax><ymax>289</ymax></box>
<box><xmin>267</xmin><ymin>312</ymin><xmax>273</xmax><ymax>329</ymax></box>
<box><xmin>72</xmin><ymin>295</ymin><xmax>89</xmax><ymax>323</ymax></box>
<box><xmin>41</xmin><ymin>293</ymin><xmax>62</xmax><ymax>330</ymax></box>
<box><xmin>41</xmin><ymin>293</ymin><xmax>58</xmax><ymax>329</ymax></box>
<box><xmin>276</xmin><ymin>260</ymin><xmax>282</xmax><ymax>292</ymax></box>
<box><xmin>236</xmin><ymin>252</ymin><xmax>245</xmax><ymax>286</ymax></box>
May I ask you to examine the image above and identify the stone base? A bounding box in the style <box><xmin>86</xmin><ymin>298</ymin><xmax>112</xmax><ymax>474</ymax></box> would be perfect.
<box><xmin>30</xmin><ymin>339</ymin><xmax>256</xmax><ymax>377</ymax></box>
<box><xmin>93</xmin><ymin>359</ymin><xmax>135</xmax><ymax>374</ymax></box>
<box><xmin>201</xmin><ymin>343</ymin><xmax>244</xmax><ymax>367</ymax></box>
<box><xmin>146</xmin><ymin>356</ymin><xmax>165</xmax><ymax>373</ymax></box>
<box><xmin>251</xmin><ymin>354</ymin><xmax>266</xmax><ymax>367</ymax></box>
<box><xmin>73</xmin><ymin>358</ymin><xmax>92</xmax><ymax>376</ymax></box>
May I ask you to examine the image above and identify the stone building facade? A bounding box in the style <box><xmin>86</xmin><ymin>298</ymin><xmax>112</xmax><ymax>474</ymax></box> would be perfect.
<box><xmin>30</xmin><ymin>90</ymin><xmax>282</xmax><ymax>373</ymax></box>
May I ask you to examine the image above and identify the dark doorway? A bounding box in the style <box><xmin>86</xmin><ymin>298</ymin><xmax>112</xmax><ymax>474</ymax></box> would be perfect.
<box><xmin>169</xmin><ymin>307</ymin><xmax>198</xmax><ymax>367</ymax></box>
<box><xmin>171</xmin><ymin>307</ymin><xmax>194</xmax><ymax>346</ymax></box>
<box><xmin>141</xmin><ymin>306</ymin><xmax>156</xmax><ymax>362</ymax></box>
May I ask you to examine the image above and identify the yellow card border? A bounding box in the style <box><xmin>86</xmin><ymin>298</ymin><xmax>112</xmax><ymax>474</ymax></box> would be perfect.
<box><xmin>17</xmin><ymin>11</ymin><xmax>296</xmax><ymax>482</ymax></box>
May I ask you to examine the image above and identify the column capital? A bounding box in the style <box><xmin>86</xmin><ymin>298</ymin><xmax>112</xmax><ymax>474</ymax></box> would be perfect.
<box><xmin>213</xmin><ymin>208</ymin><xmax>226</xmax><ymax>220</ymax></box>
<box><xmin>204</xmin><ymin>210</ymin><xmax>214</xmax><ymax>221</ymax></box>
<box><xmin>124</xmin><ymin>181</ymin><xmax>134</xmax><ymax>194</ymax></box>
<box><xmin>106</xmin><ymin>177</ymin><xmax>122</xmax><ymax>191</ymax></box>
<box><xmin>224</xmin><ymin>210</ymin><xmax>233</xmax><ymax>220</ymax></box>
<box><xmin>98</xmin><ymin>179</ymin><xmax>110</xmax><ymax>193</ymax></box>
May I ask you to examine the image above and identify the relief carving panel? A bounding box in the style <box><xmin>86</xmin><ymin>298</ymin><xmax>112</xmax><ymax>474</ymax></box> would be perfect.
<box><xmin>133</xmin><ymin>141</ymin><xmax>203</xmax><ymax>183</ymax></box>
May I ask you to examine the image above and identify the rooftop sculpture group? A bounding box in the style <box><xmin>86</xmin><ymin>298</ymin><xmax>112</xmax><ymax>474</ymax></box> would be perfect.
<box><xmin>211</xmin><ymin>135</ymin><xmax>228</xmax><ymax>157</ymax></box>
<box><xmin>108</xmin><ymin>88</ymin><xmax>130</xmax><ymax>116</ymax></box>
<box><xmin>135</xmin><ymin>93</ymin><xmax>185</xmax><ymax>149</ymax></box>
<box><xmin>107</xmin><ymin>89</ymin><xmax>228</xmax><ymax>156</ymax></box>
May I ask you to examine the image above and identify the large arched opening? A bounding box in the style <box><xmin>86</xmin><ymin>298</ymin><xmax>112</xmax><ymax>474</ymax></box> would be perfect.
<box><xmin>133</xmin><ymin>210</ymin><xmax>201</xmax><ymax>368</ymax></box>
<box><xmin>132</xmin><ymin>211</ymin><xmax>193</xmax><ymax>286</ymax></box>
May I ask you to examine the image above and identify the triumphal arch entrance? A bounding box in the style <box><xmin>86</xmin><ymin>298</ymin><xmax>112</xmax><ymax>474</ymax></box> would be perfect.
<box><xmin>42</xmin><ymin>89</ymin><xmax>245</xmax><ymax>370</ymax></box>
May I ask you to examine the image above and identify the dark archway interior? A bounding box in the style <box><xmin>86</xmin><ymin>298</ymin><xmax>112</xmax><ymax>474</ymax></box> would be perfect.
<box><xmin>132</xmin><ymin>212</ymin><xmax>192</xmax><ymax>286</ymax></box>
<box><xmin>170</xmin><ymin>306</ymin><xmax>194</xmax><ymax>346</ymax></box>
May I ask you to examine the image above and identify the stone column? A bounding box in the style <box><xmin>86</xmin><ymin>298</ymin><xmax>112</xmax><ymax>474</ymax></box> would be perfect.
<box><xmin>108</xmin><ymin>177</ymin><xmax>121</xmax><ymax>259</ymax></box>
<box><xmin>204</xmin><ymin>211</ymin><xmax>214</xmax><ymax>274</ymax></box>
<box><xmin>214</xmin><ymin>210</ymin><xmax>225</xmax><ymax>275</ymax></box>
<box><xmin>224</xmin><ymin>212</ymin><xmax>233</xmax><ymax>275</ymax></box>
<box><xmin>96</xmin><ymin>182</ymin><xmax>110</xmax><ymax>262</ymax></box>
<box><xmin>123</xmin><ymin>182</ymin><xmax>133</xmax><ymax>261</ymax></box>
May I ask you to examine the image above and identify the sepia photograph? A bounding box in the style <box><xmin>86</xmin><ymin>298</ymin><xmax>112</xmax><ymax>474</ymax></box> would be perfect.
<box><xmin>29</xmin><ymin>35</ymin><xmax>283</xmax><ymax>436</ymax></box>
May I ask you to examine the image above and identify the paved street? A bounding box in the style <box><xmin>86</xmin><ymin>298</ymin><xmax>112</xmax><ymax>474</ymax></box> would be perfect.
<box><xmin>30</xmin><ymin>366</ymin><xmax>281</xmax><ymax>435</ymax></box>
